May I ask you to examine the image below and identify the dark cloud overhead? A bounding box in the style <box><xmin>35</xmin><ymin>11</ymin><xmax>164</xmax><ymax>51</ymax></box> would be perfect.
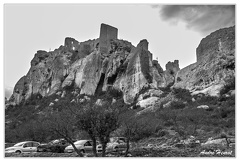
<box><xmin>155</xmin><ymin>5</ymin><xmax>235</xmax><ymax>35</ymax></box>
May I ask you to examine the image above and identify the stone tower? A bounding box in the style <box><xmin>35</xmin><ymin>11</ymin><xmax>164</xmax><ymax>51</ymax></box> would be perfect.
<box><xmin>99</xmin><ymin>23</ymin><xmax>118</xmax><ymax>54</ymax></box>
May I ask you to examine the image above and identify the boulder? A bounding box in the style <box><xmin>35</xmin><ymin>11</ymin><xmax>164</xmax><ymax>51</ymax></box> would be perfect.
<box><xmin>191</xmin><ymin>84</ymin><xmax>224</xmax><ymax>96</ymax></box>
<box><xmin>136</xmin><ymin>97</ymin><xmax>159</xmax><ymax>109</ymax></box>
<box><xmin>229</xmin><ymin>90</ymin><xmax>235</xmax><ymax>96</ymax></box>
<box><xmin>49</xmin><ymin>102</ymin><xmax>54</xmax><ymax>106</ymax></box>
<box><xmin>95</xmin><ymin>99</ymin><xmax>104</xmax><ymax>106</ymax></box>
<box><xmin>70</xmin><ymin>99</ymin><xmax>76</xmax><ymax>103</ymax></box>
<box><xmin>84</xmin><ymin>96</ymin><xmax>91</xmax><ymax>101</ymax></box>
<box><xmin>79</xmin><ymin>98</ymin><xmax>85</xmax><ymax>103</ymax></box>
<box><xmin>61</xmin><ymin>91</ymin><xmax>66</xmax><ymax>98</ymax></box>
<box><xmin>112</xmin><ymin>98</ymin><xmax>116</xmax><ymax>104</ymax></box>
<box><xmin>197</xmin><ymin>105</ymin><xmax>209</xmax><ymax>109</ymax></box>
<box><xmin>162</xmin><ymin>101</ymin><xmax>172</xmax><ymax>109</ymax></box>
<box><xmin>56</xmin><ymin>91</ymin><xmax>62</xmax><ymax>95</ymax></box>
<box><xmin>137</xmin><ymin>89</ymin><xmax>163</xmax><ymax>102</ymax></box>
<box><xmin>201</xmin><ymin>138</ymin><xmax>228</xmax><ymax>147</ymax></box>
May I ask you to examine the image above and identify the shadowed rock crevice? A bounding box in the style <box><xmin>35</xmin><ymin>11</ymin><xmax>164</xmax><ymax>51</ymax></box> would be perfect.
<box><xmin>95</xmin><ymin>73</ymin><xmax>106</xmax><ymax>95</ymax></box>
<box><xmin>107</xmin><ymin>73</ymin><xmax>118</xmax><ymax>85</ymax></box>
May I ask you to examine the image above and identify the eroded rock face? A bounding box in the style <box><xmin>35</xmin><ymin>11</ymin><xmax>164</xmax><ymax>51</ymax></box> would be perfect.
<box><xmin>9</xmin><ymin>37</ymin><xmax>97</xmax><ymax>104</ymax></box>
<box><xmin>76</xmin><ymin>51</ymin><xmax>102</xmax><ymax>95</ymax></box>
<box><xmin>9</xmin><ymin>76</ymin><xmax>27</xmax><ymax>105</ymax></box>
<box><xmin>174</xmin><ymin>26</ymin><xmax>235</xmax><ymax>96</ymax></box>
<box><xmin>8</xmin><ymin>22</ymin><xmax>179</xmax><ymax>105</ymax></box>
<box><xmin>196</xmin><ymin>26</ymin><xmax>235</xmax><ymax>62</ymax></box>
<box><xmin>110</xmin><ymin>39</ymin><xmax>157</xmax><ymax>104</ymax></box>
<box><xmin>10</xmin><ymin>24</ymin><xmax>235</xmax><ymax>106</ymax></box>
<box><xmin>164</xmin><ymin>60</ymin><xmax>180</xmax><ymax>87</ymax></box>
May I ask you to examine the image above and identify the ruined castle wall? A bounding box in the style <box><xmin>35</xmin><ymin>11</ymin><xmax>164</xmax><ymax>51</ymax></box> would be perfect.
<box><xmin>99</xmin><ymin>23</ymin><xmax>118</xmax><ymax>54</ymax></box>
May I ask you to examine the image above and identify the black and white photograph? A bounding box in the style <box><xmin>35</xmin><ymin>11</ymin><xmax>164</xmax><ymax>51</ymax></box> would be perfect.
<box><xmin>3</xmin><ymin>1</ymin><xmax>236</xmax><ymax>158</ymax></box>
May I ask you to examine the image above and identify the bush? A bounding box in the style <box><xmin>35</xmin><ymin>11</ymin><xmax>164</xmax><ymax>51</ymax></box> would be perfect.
<box><xmin>222</xmin><ymin>96</ymin><xmax>235</xmax><ymax>107</ymax></box>
<box><xmin>220</xmin><ymin>76</ymin><xmax>235</xmax><ymax>95</ymax></box>
<box><xmin>196</xmin><ymin>95</ymin><xmax>218</xmax><ymax>106</ymax></box>
<box><xmin>213</xmin><ymin>127</ymin><xmax>222</xmax><ymax>134</ymax></box>
<box><xmin>172</xmin><ymin>88</ymin><xmax>192</xmax><ymax>102</ymax></box>
<box><xmin>220</xmin><ymin>106</ymin><xmax>235</xmax><ymax>119</ymax></box>
<box><xmin>156</xmin><ymin>130</ymin><xmax>168</xmax><ymax>137</ymax></box>
<box><xmin>131</xmin><ymin>124</ymin><xmax>155</xmax><ymax>142</ymax></box>
<box><xmin>169</xmin><ymin>101</ymin><xmax>186</xmax><ymax>110</ymax></box>
<box><xmin>107</xmin><ymin>87</ymin><xmax>123</xmax><ymax>98</ymax></box>
<box><xmin>225</xmin><ymin>118</ymin><xmax>235</xmax><ymax>128</ymax></box>
<box><xmin>96</xmin><ymin>87</ymin><xmax>123</xmax><ymax>101</ymax></box>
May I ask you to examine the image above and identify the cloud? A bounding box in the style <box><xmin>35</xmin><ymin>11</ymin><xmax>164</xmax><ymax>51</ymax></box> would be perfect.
<box><xmin>155</xmin><ymin>5</ymin><xmax>235</xmax><ymax>35</ymax></box>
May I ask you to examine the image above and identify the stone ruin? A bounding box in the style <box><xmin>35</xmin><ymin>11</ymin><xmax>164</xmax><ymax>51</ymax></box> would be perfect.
<box><xmin>99</xmin><ymin>23</ymin><xmax>118</xmax><ymax>54</ymax></box>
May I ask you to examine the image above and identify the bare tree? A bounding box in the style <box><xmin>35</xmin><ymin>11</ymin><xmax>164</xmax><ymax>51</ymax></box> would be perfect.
<box><xmin>96</xmin><ymin>106</ymin><xmax>119</xmax><ymax>157</ymax></box>
<box><xmin>76</xmin><ymin>101</ymin><xmax>119</xmax><ymax>157</ymax></box>
<box><xmin>76</xmin><ymin>103</ymin><xmax>99</xmax><ymax>157</ymax></box>
<box><xmin>42</xmin><ymin>107</ymin><xmax>84</xmax><ymax>157</ymax></box>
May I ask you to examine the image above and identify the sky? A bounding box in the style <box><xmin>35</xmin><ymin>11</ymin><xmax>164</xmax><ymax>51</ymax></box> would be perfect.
<box><xmin>3</xmin><ymin>3</ymin><xmax>235</xmax><ymax>98</ymax></box>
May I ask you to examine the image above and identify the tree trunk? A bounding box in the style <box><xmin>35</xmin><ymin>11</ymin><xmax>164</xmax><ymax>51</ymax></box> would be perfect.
<box><xmin>68</xmin><ymin>141</ymin><xmax>84</xmax><ymax>157</ymax></box>
<box><xmin>124</xmin><ymin>137</ymin><xmax>130</xmax><ymax>157</ymax></box>
<box><xmin>101</xmin><ymin>143</ymin><xmax>107</xmax><ymax>157</ymax></box>
<box><xmin>92</xmin><ymin>138</ymin><xmax>98</xmax><ymax>157</ymax></box>
<box><xmin>53</xmin><ymin>129</ymin><xmax>84</xmax><ymax>157</ymax></box>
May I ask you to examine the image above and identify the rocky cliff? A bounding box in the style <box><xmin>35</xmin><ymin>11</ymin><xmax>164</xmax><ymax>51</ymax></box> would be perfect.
<box><xmin>9</xmin><ymin>23</ymin><xmax>179</xmax><ymax>105</ymax></box>
<box><xmin>174</xmin><ymin>26</ymin><xmax>235</xmax><ymax>96</ymax></box>
<box><xmin>9</xmin><ymin>24</ymin><xmax>235</xmax><ymax>106</ymax></box>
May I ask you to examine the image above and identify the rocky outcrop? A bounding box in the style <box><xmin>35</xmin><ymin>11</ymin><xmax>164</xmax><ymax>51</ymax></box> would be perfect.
<box><xmin>9</xmin><ymin>23</ymin><xmax>169</xmax><ymax>105</ymax></box>
<box><xmin>10</xmin><ymin>76</ymin><xmax>27</xmax><ymax>105</ymax></box>
<box><xmin>9</xmin><ymin>37</ymin><xmax>98</xmax><ymax>105</ymax></box>
<box><xmin>164</xmin><ymin>60</ymin><xmax>180</xmax><ymax>86</ymax></box>
<box><xmin>196</xmin><ymin>26</ymin><xmax>235</xmax><ymax>62</ymax></box>
<box><xmin>9</xmin><ymin>24</ymin><xmax>235</xmax><ymax>106</ymax></box>
<box><xmin>174</xmin><ymin>26</ymin><xmax>235</xmax><ymax>96</ymax></box>
<box><xmin>116</xmin><ymin>40</ymin><xmax>153</xmax><ymax>104</ymax></box>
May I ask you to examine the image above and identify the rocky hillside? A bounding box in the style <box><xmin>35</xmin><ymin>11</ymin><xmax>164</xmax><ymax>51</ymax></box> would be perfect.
<box><xmin>5</xmin><ymin>24</ymin><xmax>235</xmax><ymax>157</ymax></box>
<box><xmin>8</xmin><ymin>23</ymin><xmax>180</xmax><ymax>106</ymax></box>
<box><xmin>8</xmin><ymin>24</ymin><xmax>235</xmax><ymax>108</ymax></box>
<box><xmin>174</xmin><ymin>26</ymin><xmax>235</xmax><ymax>96</ymax></box>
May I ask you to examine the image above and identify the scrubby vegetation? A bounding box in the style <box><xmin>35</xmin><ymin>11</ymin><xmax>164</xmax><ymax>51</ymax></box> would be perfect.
<box><xmin>5</xmin><ymin>81</ymin><xmax>235</xmax><ymax>157</ymax></box>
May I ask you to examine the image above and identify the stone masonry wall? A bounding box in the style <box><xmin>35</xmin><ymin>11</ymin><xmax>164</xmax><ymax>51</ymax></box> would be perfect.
<box><xmin>99</xmin><ymin>23</ymin><xmax>118</xmax><ymax>54</ymax></box>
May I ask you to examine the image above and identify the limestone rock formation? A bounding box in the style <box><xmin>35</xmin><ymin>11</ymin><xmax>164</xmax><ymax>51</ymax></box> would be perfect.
<box><xmin>164</xmin><ymin>60</ymin><xmax>180</xmax><ymax>87</ymax></box>
<box><xmin>174</xmin><ymin>26</ymin><xmax>235</xmax><ymax>96</ymax></box>
<box><xmin>9</xmin><ymin>23</ymin><xmax>169</xmax><ymax>105</ymax></box>
<box><xmin>196</xmin><ymin>26</ymin><xmax>235</xmax><ymax>62</ymax></box>
<box><xmin>9</xmin><ymin>24</ymin><xmax>235</xmax><ymax>106</ymax></box>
